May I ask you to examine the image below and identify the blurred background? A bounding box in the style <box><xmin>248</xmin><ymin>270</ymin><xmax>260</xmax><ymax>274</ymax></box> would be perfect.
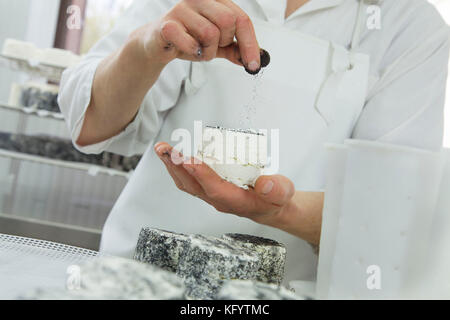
<box><xmin>0</xmin><ymin>0</ymin><xmax>448</xmax><ymax>251</ymax></box>
<box><xmin>0</xmin><ymin>0</ymin><xmax>135</xmax><ymax>250</ymax></box>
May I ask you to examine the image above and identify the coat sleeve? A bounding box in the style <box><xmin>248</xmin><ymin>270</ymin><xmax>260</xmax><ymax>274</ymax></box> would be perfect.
<box><xmin>352</xmin><ymin>3</ymin><xmax>450</xmax><ymax>151</ymax></box>
<box><xmin>58</xmin><ymin>0</ymin><xmax>190</xmax><ymax>156</ymax></box>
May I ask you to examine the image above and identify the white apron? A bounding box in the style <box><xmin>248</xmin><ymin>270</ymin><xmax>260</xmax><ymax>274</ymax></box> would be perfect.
<box><xmin>100</xmin><ymin>4</ymin><xmax>370</xmax><ymax>283</ymax></box>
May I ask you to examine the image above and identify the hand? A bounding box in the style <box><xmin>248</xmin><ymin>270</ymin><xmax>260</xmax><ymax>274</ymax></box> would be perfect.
<box><xmin>138</xmin><ymin>0</ymin><xmax>261</xmax><ymax>70</ymax></box>
<box><xmin>154</xmin><ymin>142</ymin><xmax>297</xmax><ymax>229</ymax></box>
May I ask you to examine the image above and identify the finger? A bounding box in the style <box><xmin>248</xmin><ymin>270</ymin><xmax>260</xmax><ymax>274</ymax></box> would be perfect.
<box><xmin>182</xmin><ymin>161</ymin><xmax>260</xmax><ymax>213</ymax></box>
<box><xmin>173</xmin><ymin>8</ymin><xmax>220</xmax><ymax>61</ymax></box>
<box><xmin>190</xmin><ymin>0</ymin><xmax>237</xmax><ymax>48</ymax></box>
<box><xmin>154</xmin><ymin>143</ymin><xmax>205</xmax><ymax>197</ymax></box>
<box><xmin>254</xmin><ymin>175</ymin><xmax>296</xmax><ymax>206</ymax></box>
<box><xmin>159</xmin><ymin>19</ymin><xmax>201</xmax><ymax>58</ymax></box>
<box><xmin>217</xmin><ymin>0</ymin><xmax>260</xmax><ymax>71</ymax></box>
<box><xmin>216</xmin><ymin>42</ymin><xmax>244</xmax><ymax>66</ymax></box>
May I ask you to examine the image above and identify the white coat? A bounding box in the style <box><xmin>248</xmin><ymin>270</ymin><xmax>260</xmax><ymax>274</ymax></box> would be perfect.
<box><xmin>58</xmin><ymin>0</ymin><xmax>449</xmax><ymax>283</ymax></box>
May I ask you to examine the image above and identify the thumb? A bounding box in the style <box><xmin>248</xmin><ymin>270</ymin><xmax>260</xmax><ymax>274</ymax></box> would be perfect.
<box><xmin>254</xmin><ymin>175</ymin><xmax>295</xmax><ymax>206</ymax></box>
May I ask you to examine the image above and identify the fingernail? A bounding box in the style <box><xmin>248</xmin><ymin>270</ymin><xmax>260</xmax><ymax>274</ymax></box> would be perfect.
<box><xmin>154</xmin><ymin>143</ymin><xmax>163</xmax><ymax>153</ymax></box>
<box><xmin>262</xmin><ymin>180</ymin><xmax>274</xmax><ymax>195</ymax></box>
<box><xmin>247</xmin><ymin>60</ymin><xmax>259</xmax><ymax>71</ymax></box>
<box><xmin>156</xmin><ymin>147</ymin><xmax>165</xmax><ymax>155</ymax></box>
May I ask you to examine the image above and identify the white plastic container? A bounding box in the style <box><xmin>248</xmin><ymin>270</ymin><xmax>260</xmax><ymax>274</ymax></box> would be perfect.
<box><xmin>324</xmin><ymin>140</ymin><xmax>444</xmax><ymax>299</ymax></box>
<box><xmin>422</xmin><ymin>149</ymin><xmax>450</xmax><ymax>299</ymax></box>
<box><xmin>316</xmin><ymin>144</ymin><xmax>348</xmax><ymax>299</ymax></box>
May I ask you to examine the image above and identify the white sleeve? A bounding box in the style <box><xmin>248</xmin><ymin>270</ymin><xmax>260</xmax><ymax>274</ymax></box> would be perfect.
<box><xmin>352</xmin><ymin>5</ymin><xmax>450</xmax><ymax>151</ymax></box>
<box><xmin>58</xmin><ymin>0</ymin><xmax>190</xmax><ymax>156</ymax></box>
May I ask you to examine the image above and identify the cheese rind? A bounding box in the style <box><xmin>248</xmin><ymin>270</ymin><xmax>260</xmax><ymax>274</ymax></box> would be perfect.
<box><xmin>134</xmin><ymin>228</ymin><xmax>190</xmax><ymax>273</ymax></box>
<box><xmin>9</xmin><ymin>82</ymin><xmax>60</xmax><ymax>113</ymax></box>
<box><xmin>21</xmin><ymin>257</ymin><xmax>186</xmax><ymax>300</ymax></box>
<box><xmin>79</xmin><ymin>257</ymin><xmax>186</xmax><ymax>299</ymax></box>
<box><xmin>222</xmin><ymin>233</ymin><xmax>287</xmax><ymax>285</ymax></box>
<box><xmin>176</xmin><ymin>235</ymin><xmax>260</xmax><ymax>299</ymax></box>
<box><xmin>133</xmin><ymin>228</ymin><xmax>288</xmax><ymax>299</ymax></box>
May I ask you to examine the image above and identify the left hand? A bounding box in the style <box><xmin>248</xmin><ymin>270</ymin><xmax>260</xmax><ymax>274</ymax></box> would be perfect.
<box><xmin>154</xmin><ymin>142</ymin><xmax>296</xmax><ymax>228</ymax></box>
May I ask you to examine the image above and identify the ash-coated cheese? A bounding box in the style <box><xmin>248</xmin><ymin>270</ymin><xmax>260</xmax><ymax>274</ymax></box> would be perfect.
<box><xmin>176</xmin><ymin>235</ymin><xmax>260</xmax><ymax>300</ymax></box>
<box><xmin>79</xmin><ymin>257</ymin><xmax>186</xmax><ymax>299</ymax></box>
<box><xmin>12</xmin><ymin>82</ymin><xmax>60</xmax><ymax>113</ymax></box>
<box><xmin>222</xmin><ymin>233</ymin><xmax>286</xmax><ymax>285</ymax></box>
<box><xmin>22</xmin><ymin>256</ymin><xmax>186</xmax><ymax>300</ymax></box>
<box><xmin>133</xmin><ymin>228</ymin><xmax>288</xmax><ymax>299</ymax></box>
<box><xmin>134</xmin><ymin>228</ymin><xmax>190</xmax><ymax>273</ymax></box>
<box><xmin>22</xmin><ymin>230</ymin><xmax>291</xmax><ymax>300</ymax></box>
<box><xmin>198</xmin><ymin>126</ymin><xmax>268</xmax><ymax>188</ymax></box>
<box><xmin>0</xmin><ymin>132</ymin><xmax>141</xmax><ymax>172</ymax></box>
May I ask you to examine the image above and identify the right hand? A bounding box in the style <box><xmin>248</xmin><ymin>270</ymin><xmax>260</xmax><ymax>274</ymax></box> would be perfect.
<box><xmin>137</xmin><ymin>0</ymin><xmax>261</xmax><ymax>71</ymax></box>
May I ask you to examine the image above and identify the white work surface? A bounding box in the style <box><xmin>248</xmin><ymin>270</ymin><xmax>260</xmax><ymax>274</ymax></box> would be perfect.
<box><xmin>0</xmin><ymin>233</ymin><xmax>99</xmax><ymax>299</ymax></box>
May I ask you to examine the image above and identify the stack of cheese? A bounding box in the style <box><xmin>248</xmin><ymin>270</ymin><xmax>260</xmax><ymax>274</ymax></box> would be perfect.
<box><xmin>9</xmin><ymin>82</ymin><xmax>60</xmax><ymax>113</ymax></box>
<box><xmin>134</xmin><ymin>228</ymin><xmax>289</xmax><ymax>300</ymax></box>
<box><xmin>2</xmin><ymin>38</ymin><xmax>81</xmax><ymax>68</ymax></box>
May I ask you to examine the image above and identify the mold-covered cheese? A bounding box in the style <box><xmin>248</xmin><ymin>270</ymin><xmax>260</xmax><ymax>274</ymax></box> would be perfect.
<box><xmin>22</xmin><ymin>230</ymin><xmax>293</xmax><ymax>300</ymax></box>
<box><xmin>176</xmin><ymin>235</ymin><xmax>260</xmax><ymax>300</ymax></box>
<box><xmin>22</xmin><ymin>256</ymin><xmax>186</xmax><ymax>300</ymax></box>
<box><xmin>79</xmin><ymin>257</ymin><xmax>186</xmax><ymax>299</ymax></box>
<box><xmin>222</xmin><ymin>233</ymin><xmax>286</xmax><ymax>285</ymax></box>
<box><xmin>134</xmin><ymin>228</ymin><xmax>190</xmax><ymax>273</ymax></box>
<box><xmin>133</xmin><ymin>228</ymin><xmax>288</xmax><ymax>300</ymax></box>
<box><xmin>0</xmin><ymin>132</ymin><xmax>141</xmax><ymax>172</ymax></box>
<box><xmin>9</xmin><ymin>82</ymin><xmax>60</xmax><ymax>113</ymax></box>
<box><xmin>198</xmin><ymin>126</ymin><xmax>267</xmax><ymax>189</ymax></box>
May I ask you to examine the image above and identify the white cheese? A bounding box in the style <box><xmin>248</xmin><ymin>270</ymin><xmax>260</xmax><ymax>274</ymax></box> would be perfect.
<box><xmin>198</xmin><ymin>126</ymin><xmax>268</xmax><ymax>188</ymax></box>
<box><xmin>2</xmin><ymin>38</ymin><xmax>81</xmax><ymax>68</ymax></box>
<box><xmin>2</xmin><ymin>38</ymin><xmax>39</xmax><ymax>61</ymax></box>
<box><xmin>40</xmin><ymin>48</ymin><xmax>81</xmax><ymax>68</ymax></box>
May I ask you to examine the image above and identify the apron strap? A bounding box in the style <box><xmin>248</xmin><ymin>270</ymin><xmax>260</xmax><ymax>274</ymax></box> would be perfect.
<box><xmin>315</xmin><ymin>0</ymin><xmax>373</xmax><ymax>125</ymax></box>
<box><xmin>184</xmin><ymin>62</ymin><xmax>207</xmax><ymax>96</ymax></box>
<box><xmin>314</xmin><ymin>44</ymin><xmax>352</xmax><ymax>126</ymax></box>
<box><xmin>350</xmin><ymin>0</ymin><xmax>365</xmax><ymax>52</ymax></box>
